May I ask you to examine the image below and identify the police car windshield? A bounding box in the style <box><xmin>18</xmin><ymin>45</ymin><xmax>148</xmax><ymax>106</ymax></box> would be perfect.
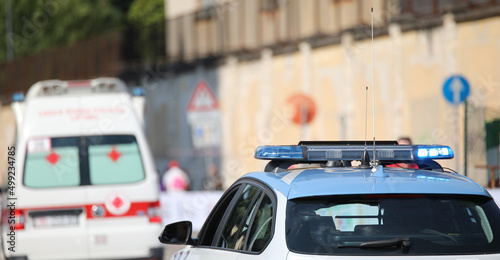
<box><xmin>286</xmin><ymin>194</ymin><xmax>500</xmax><ymax>255</ymax></box>
<box><xmin>24</xmin><ymin>135</ymin><xmax>145</xmax><ymax>188</ymax></box>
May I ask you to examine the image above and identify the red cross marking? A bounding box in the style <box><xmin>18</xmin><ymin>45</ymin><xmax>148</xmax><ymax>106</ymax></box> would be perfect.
<box><xmin>46</xmin><ymin>152</ymin><xmax>60</xmax><ymax>165</ymax></box>
<box><xmin>112</xmin><ymin>196</ymin><xmax>124</xmax><ymax>209</ymax></box>
<box><xmin>107</xmin><ymin>147</ymin><xmax>122</xmax><ymax>162</ymax></box>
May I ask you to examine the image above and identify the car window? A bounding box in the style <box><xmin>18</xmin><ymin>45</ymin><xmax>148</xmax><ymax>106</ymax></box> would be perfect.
<box><xmin>246</xmin><ymin>194</ymin><xmax>273</xmax><ymax>252</ymax></box>
<box><xmin>317</xmin><ymin>203</ymin><xmax>379</xmax><ymax>232</ymax></box>
<box><xmin>197</xmin><ymin>185</ymin><xmax>241</xmax><ymax>246</ymax></box>
<box><xmin>232</xmin><ymin>193</ymin><xmax>261</xmax><ymax>250</ymax></box>
<box><xmin>197</xmin><ymin>181</ymin><xmax>275</xmax><ymax>253</ymax></box>
<box><xmin>24</xmin><ymin>135</ymin><xmax>145</xmax><ymax>188</ymax></box>
<box><xmin>286</xmin><ymin>194</ymin><xmax>500</xmax><ymax>255</ymax></box>
<box><xmin>217</xmin><ymin>184</ymin><xmax>261</xmax><ymax>249</ymax></box>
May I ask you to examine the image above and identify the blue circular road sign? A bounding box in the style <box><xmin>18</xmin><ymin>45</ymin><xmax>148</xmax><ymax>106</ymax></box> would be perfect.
<box><xmin>442</xmin><ymin>75</ymin><xmax>470</xmax><ymax>105</ymax></box>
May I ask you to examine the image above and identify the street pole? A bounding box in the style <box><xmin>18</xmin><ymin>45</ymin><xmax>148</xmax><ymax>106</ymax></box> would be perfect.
<box><xmin>455</xmin><ymin>105</ymin><xmax>459</xmax><ymax>173</ymax></box>
<box><xmin>464</xmin><ymin>100</ymin><xmax>468</xmax><ymax>177</ymax></box>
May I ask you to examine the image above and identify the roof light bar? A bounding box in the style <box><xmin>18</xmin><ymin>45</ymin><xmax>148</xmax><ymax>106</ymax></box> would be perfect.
<box><xmin>39</xmin><ymin>84</ymin><xmax>66</xmax><ymax>95</ymax></box>
<box><xmin>254</xmin><ymin>144</ymin><xmax>454</xmax><ymax>162</ymax></box>
<box><xmin>254</xmin><ymin>146</ymin><xmax>303</xmax><ymax>160</ymax></box>
<box><xmin>132</xmin><ymin>87</ymin><xmax>145</xmax><ymax>96</ymax></box>
<box><xmin>11</xmin><ymin>92</ymin><xmax>25</xmax><ymax>102</ymax></box>
<box><xmin>416</xmin><ymin>146</ymin><xmax>453</xmax><ymax>159</ymax></box>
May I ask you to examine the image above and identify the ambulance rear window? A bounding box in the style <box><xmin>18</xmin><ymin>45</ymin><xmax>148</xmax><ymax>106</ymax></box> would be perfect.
<box><xmin>24</xmin><ymin>135</ymin><xmax>145</xmax><ymax>188</ymax></box>
<box><xmin>89</xmin><ymin>143</ymin><xmax>144</xmax><ymax>185</ymax></box>
<box><xmin>24</xmin><ymin>146</ymin><xmax>80</xmax><ymax>188</ymax></box>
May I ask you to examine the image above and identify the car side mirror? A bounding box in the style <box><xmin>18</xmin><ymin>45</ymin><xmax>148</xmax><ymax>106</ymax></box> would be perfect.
<box><xmin>158</xmin><ymin>221</ymin><xmax>196</xmax><ymax>245</ymax></box>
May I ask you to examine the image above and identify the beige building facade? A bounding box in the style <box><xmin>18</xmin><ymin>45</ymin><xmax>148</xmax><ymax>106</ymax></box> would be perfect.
<box><xmin>163</xmin><ymin>0</ymin><xmax>500</xmax><ymax>187</ymax></box>
<box><xmin>0</xmin><ymin>105</ymin><xmax>16</xmax><ymax>185</ymax></box>
<box><xmin>213</xmin><ymin>13</ymin><xmax>500</xmax><ymax>187</ymax></box>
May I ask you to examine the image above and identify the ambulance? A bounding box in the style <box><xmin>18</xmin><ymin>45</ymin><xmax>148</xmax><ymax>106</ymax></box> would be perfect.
<box><xmin>2</xmin><ymin>78</ymin><xmax>164</xmax><ymax>260</ymax></box>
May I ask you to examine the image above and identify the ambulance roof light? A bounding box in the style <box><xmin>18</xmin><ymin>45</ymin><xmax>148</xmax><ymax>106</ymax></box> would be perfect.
<box><xmin>12</xmin><ymin>92</ymin><xmax>25</xmax><ymax>102</ymax></box>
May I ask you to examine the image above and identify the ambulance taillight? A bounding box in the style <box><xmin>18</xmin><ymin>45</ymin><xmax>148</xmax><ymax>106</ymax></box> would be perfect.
<box><xmin>11</xmin><ymin>209</ymin><xmax>25</xmax><ymax>230</ymax></box>
<box><xmin>148</xmin><ymin>201</ymin><xmax>162</xmax><ymax>223</ymax></box>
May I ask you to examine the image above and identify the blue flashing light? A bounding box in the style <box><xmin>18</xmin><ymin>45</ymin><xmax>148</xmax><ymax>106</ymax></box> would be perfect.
<box><xmin>415</xmin><ymin>146</ymin><xmax>453</xmax><ymax>160</ymax></box>
<box><xmin>132</xmin><ymin>87</ymin><xmax>145</xmax><ymax>96</ymax></box>
<box><xmin>11</xmin><ymin>92</ymin><xmax>25</xmax><ymax>102</ymax></box>
<box><xmin>254</xmin><ymin>146</ymin><xmax>303</xmax><ymax>160</ymax></box>
<box><xmin>417</xmin><ymin>148</ymin><xmax>428</xmax><ymax>157</ymax></box>
<box><xmin>254</xmin><ymin>143</ymin><xmax>454</xmax><ymax>162</ymax></box>
<box><xmin>416</xmin><ymin>175</ymin><xmax>450</xmax><ymax>182</ymax></box>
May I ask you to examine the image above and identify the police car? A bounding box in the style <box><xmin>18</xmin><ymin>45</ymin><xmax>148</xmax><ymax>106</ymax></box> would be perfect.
<box><xmin>159</xmin><ymin>141</ymin><xmax>500</xmax><ymax>259</ymax></box>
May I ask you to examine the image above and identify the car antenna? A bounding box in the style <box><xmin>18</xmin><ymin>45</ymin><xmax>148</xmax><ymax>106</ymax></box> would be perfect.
<box><xmin>371</xmin><ymin>7</ymin><xmax>377</xmax><ymax>169</ymax></box>
<box><xmin>359</xmin><ymin>86</ymin><xmax>371</xmax><ymax>169</ymax></box>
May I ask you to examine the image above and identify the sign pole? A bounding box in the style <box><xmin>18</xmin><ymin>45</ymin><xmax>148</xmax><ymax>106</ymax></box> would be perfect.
<box><xmin>455</xmin><ymin>105</ymin><xmax>459</xmax><ymax>173</ymax></box>
<box><xmin>442</xmin><ymin>75</ymin><xmax>470</xmax><ymax>174</ymax></box>
<box><xmin>464</xmin><ymin>100</ymin><xmax>468</xmax><ymax>177</ymax></box>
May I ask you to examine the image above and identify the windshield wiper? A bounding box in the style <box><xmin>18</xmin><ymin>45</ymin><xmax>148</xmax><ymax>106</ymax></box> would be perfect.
<box><xmin>338</xmin><ymin>237</ymin><xmax>411</xmax><ymax>253</ymax></box>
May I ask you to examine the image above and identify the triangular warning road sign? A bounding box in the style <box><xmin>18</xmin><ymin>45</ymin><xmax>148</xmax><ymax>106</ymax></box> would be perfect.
<box><xmin>187</xmin><ymin>81</ymin><xmax>218</xmax><ymax>112</ymax></box>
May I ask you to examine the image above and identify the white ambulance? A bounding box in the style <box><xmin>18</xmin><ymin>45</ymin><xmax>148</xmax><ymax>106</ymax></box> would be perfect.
<box><xmin>2</xmin><ymin>78</ymin><xmax>164</xmax><ymax>260</ymax></box>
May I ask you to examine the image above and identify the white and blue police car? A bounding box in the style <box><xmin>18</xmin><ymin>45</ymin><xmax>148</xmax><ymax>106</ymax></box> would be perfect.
<box><xmin>159</xmin><ymin>141</ymin><xmax>500</xmax><ymax>259</ymax></box>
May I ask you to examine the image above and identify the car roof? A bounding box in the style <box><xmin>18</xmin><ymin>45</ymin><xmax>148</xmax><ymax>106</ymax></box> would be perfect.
<box><xmin>243</xmin><ymin>167</ymin><xmax>490</xmax><ymax>200</ymax></box>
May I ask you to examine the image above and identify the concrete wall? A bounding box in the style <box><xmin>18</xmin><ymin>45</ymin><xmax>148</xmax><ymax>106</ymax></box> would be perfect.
<box><xmin>0</xmin><ymin>105</ymin><xmax>16</xmax><ymax>186</ymax></box>
<box><xmin>216</xmin><ymin>15</ymin><xmax>500</xmax><ymax>187</ymax></box>
<box><xmin>166</xmin><ymin>0</ymin><xmax>198</xmax><ymax>19</ymax></box>
<box><xmin>164</xmin><ymin>0</ymin><xmax>388</xmax><ymax>63</ymax></box>
<box><xmin>144</xmin><ymin>65</ymin><xmax>221</xmax><ymax>190</ymax></box>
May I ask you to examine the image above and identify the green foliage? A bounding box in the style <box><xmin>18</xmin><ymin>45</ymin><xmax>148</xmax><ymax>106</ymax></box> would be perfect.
<box><xmin>126</xmin><ymin>0</ymin><xmax>165</xmax><ymax>61</ymax></box>
<box><xmin>0</xmin><ymin>0</ymin><xmax>124</xmax><ymax>63</ymax></box>
<box><xmin>0</xmin><ymin>0</ymin><xmax>165</xmax><ymax>63</ymax></box>
<box><xmin>127</xmin><ymin>0</ymin><xmax>164</xmax><ymax>27</ymax></box>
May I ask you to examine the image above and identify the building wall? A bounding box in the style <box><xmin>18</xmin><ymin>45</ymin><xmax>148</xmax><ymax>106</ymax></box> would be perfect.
<box><xmin>164</xmin><ymin>0</ymin><xmax>388</xmax><ymax>63</ymax></box>
<box><xmin>0</xmin><ymin>105</ymin><xmax>16</xmax><ymax>186</ymax></box>
<box><xmin>166</xmin><ymin>0</ymin><xmax>199</xmax><ymax>19</ymax></box>
<box><xmin>216</xmin><ymin>14</ymin><xmax>500</xmax><ymax>187</ymax></box>
<box><xmin>143</xmin><ymin>65</ymin><xmax>221</xmax><ymax>190</ymax></box>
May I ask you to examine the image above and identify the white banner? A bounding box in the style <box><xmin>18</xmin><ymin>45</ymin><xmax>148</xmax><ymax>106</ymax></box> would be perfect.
<box><xmin>160</xmin><ymin>191</ymin><xmax>224</xmax><ymax>232</ymax></box>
